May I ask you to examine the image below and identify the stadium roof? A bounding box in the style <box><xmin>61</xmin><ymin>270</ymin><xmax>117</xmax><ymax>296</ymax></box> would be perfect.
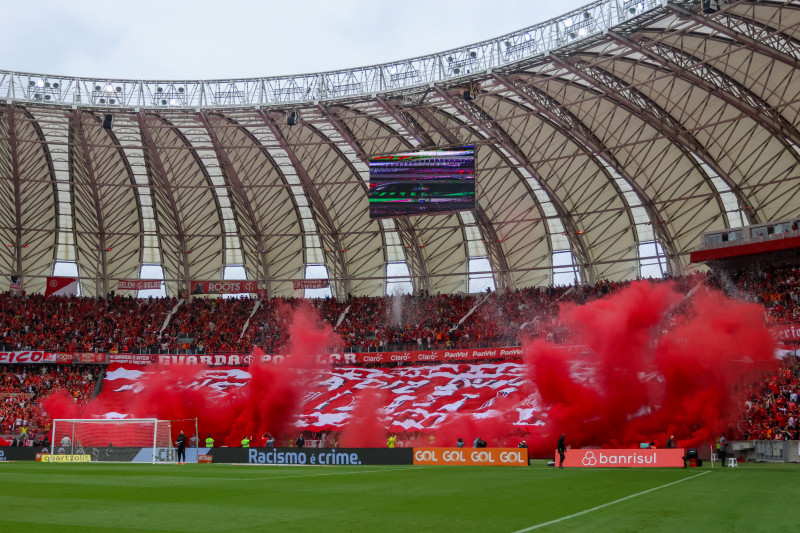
<box><xmin>1</xmin><ymin>0</ymin><xmax>799</xmax><ymax>298</ymax></box>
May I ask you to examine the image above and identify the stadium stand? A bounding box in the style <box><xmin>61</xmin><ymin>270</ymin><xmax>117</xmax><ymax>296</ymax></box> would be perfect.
<box><xmin>0</xmin><ymin>266</ymin><xmax>798</xmax><ymax>356</ymax></box>
<box><xmin>2</xmin><ymin>263</ymin><xmax>800</xmax><ymax>445</ymax></box>
<box><xmin>0</xmin><ymin>364</ymin><xmax>101</xmax><ymax>443</ymax></box>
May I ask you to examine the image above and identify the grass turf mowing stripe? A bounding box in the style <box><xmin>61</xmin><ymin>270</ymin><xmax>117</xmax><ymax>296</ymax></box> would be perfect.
<box><xmin>2</xmin><ymin>462</ymin><xmax>796</xmax><ymax>532</ymax></box>
<box><xmin>510</xmin><ymin>470</ymin><xmax>710</xmax><ymax>532</ymax></box>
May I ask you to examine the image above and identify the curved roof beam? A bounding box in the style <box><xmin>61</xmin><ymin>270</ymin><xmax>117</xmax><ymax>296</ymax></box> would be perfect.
<box><xmin>393</xmin><ymin>217</ymin><xmax>431</xmax><ymax>293</ymax></box>
<box><xmin>24</xmin><ymin>109</ymin><xmax>70</xmax><ymax>288</ymax></box>
<box><xmin>256</xmin><ymin>109</ymin><xmax>350</xmax><ymax>297</ymax></box>
<box><xmin>228</xmin><ymin>116</ymin><xmax>309</xmax><ymax>294</ymax></box>
<box><xmin>136</xmin><ymin>113</ymin><xmax>191</xmax><ymax>287</ymax></box>
<box><xmin>408</xmin><ymin>98</ymin><xmax>513</xmax><ymax>290</ymax></box>
<box><xmin>548</xmin><ymin>53</ymin><xmax>751</xmax><ymax>227</ymax></box>
<box><xmin>665</xmin><ymin>2</ymin><xmax>800</xmax><ymax>70</ymax></box>
<box><xmin>371</xmin><ymin>97</ymin><xmax>439</xmax><ymax>291</ymax></box>
<box><xmin>318</xmin><ymin>104</ymin><xmax>417</xmax><ymax>292</ymax></box>
<box><xmin>609</xmin><ymin>31</ymin><xmax>800</xmax><ymax>158</ymax></box>
<box><xmin>491</xmin><ymin>73</ymin><xmax>680</xmax><ymax>272</ymax></box>
<box><xmin>433</xmin><ymin>87</ymin><xmax>596</xmax><ymax>283</ymax></box>
<box><xmin>5</xmin><ymin>105</ymin><xmax>23</xmax><ymax>275</ymax></box>
<box><xmin>73</xmin><ymin>111</ymin><xmax>109</xmax><ymax>294</ymax></box>
<box><xmin>376</xmin><ymin>97</ymin><xmax>514</xmax><ymax>290</ymax></box>
<box><xmin>111</xmin><ymin>115</ymin><xmax>166</xmax><ymax>282</ymax></box>
<box><xmin>197</xmin><ymin>112</ymin><xmax>269</xmax><ymax>284</ymax></box>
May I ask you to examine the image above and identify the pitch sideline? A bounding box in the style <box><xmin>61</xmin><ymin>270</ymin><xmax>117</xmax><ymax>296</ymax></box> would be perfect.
<box><xmin>510</xmin><ymin>470</ymin><xmax>711</xmax><ymax>532</ymax></box>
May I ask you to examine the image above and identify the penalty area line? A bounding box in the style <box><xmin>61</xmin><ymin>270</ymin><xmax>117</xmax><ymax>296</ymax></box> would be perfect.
<box><xmin>510</xmin><ymin>471</ymin><xmax>710</xmax><ymax>533</ymax></box>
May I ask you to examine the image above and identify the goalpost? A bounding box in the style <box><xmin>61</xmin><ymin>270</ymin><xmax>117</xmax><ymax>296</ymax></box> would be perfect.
<box><xmin>50</xmin><ymin>418</ymin><xmax>199</xmax><ymax>464</ymax></box>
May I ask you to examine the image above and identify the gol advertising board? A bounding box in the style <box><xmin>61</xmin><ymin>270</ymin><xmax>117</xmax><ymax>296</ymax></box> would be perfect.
<box><xmin>210</xmin><ymin>447</ymin><xmax>413</xmax><ymax>465</ymax></box>
<box><xmin>413</xmin><ymin>447</ymin><xmax>528</xmax><ymax>466</ymax></box>
<box><xmin>557</xmin><ymin>448</ymin><xmax>685</xmax><ymax>468</ymax></box>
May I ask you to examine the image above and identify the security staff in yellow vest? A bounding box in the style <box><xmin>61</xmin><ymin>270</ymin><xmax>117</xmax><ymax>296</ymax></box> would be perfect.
<box><xmin>205</xmin><ymin>435</ymin><xmax>214</xmax><ymax>448</ymax></box>
<box><xmin>241</xmin><ymin>436</ymin><xmax>251</xmax><ymax>448</ymax></box>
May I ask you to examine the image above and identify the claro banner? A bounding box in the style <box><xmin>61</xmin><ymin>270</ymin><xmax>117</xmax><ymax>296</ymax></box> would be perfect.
<box><xmin>557</xmin><ymin>448</ymin><xmax>686</xmax><ymax>468</ymax></box>
<box><xmin>413</xmin><ymin>447</ymin><xmax>528</xmax><ymax>466</ymax></box>
<box><xmin>209</xmin><ymin>447</ymin><xmax>413</xmax><ymax>465</ymax></box>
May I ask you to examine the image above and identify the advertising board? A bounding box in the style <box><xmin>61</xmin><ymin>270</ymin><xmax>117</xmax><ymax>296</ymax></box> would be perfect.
<box><xmin>209</xmin><ymin>447</ymin><xmax>413</xmax><ymax>465</ymax></box>
<box><xmin>556</xmin><ymin>448</ymin><xmax>685</xmax><ymax>468</ymax></box>
<box><xmin>413</xmin><ymin>447</ymin><xmax>528</xmax><ymax>466</ymax></box>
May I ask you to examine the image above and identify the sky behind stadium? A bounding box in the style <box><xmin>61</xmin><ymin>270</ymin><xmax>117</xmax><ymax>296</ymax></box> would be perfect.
<box><xmin>1</xmin><ymin>0</ymin><xmax>592</xmax><ymax>80</ymax></box>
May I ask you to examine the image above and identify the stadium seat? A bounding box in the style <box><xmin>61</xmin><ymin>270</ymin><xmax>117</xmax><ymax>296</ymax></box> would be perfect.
<box><xmin>710</xmin><ymin>453</ymin><xmax>718</xmax><ymax>463</ymax></box>
<box><xmin>688</xmin><ymin>459</ymin><xmax>697</xmax><ymax>468</ymax></box>
<box><xmin>727</xmin><ymin>457</ymin><xmax>738</xmax><ymax>468</ymax></box>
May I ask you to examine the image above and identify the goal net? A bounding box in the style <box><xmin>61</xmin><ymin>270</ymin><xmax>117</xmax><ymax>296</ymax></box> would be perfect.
<box><xmin>50</xmin><ymin>418</ymin><xmax>198</xmax><ymax>463</ymax></box>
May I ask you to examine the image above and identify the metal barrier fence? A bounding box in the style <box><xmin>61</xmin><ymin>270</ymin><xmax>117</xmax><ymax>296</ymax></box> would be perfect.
<box><xmin>732</xmin><ymin>441</ymin><xmax>800</xmax><ymax>463</ymax></box>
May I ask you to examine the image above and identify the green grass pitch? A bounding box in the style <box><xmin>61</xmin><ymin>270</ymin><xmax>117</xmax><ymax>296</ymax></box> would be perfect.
<box><xmin>1</xmin><ymin>460</ymin><xmax>795</xmax><ymax>532</ymax></box>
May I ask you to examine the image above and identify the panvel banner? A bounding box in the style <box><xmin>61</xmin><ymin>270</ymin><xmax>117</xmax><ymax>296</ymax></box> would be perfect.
<box><xmin>557</xmin><ymin>448</ymin><xmax>686</xmax><ymax>468</ymax></box>
<box><xmin>44</xmin><ymin>276</ymin><xmax>78</xmax><ymax>297</ymax></box>
<box><xmin>292</xmin><ymin>279</ymin><xmax>329</xmax><ymax>290</ymax></box>
<box><xmin>117</xmin><ymin>279</ymin><xmax>162</xmax><ymax>291</ymax></box>
<box><xmin>190</xmin><ymin>280</ymin><xmax>258</xmax><ymax>295</ymax></box>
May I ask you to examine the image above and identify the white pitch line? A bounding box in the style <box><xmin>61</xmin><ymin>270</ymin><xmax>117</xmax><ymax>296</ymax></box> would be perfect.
<box><xmin>197</xmin><ymin>465</ymin><xmax>426</xmax><ymax>482</ymax></box>
<box><xmin>244</xmin><ymin>466</ymin><xmax>425</xmax><ymax>481</ymax></box>
<box><xmin>510</xmin><ymin>471</ymin><xmax>710</xmax><ymax>533</ymax></box>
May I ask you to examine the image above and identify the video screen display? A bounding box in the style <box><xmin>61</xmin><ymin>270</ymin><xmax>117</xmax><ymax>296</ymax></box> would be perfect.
<box><xmin>368</xmin><ymin>146</ymin><xmax>475</xmax><ymax>218</ymax></box>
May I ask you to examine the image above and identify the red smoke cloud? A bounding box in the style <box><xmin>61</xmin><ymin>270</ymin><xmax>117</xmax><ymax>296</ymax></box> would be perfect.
<box><xmin>338</xmin><ymin>388</ymin><xmax>390</xmax><ymax>448</ymax></box>
<box><xmin>41</xmin><ymin>281</ymin><xmax>779</xmax><ymax>456</ymax></box>
<box><xmin>43</xmin><ymin>303</ymin><xmax>335</xmax><ymax>446</ymax></box>
<box><xmin>523</xmin><ymin>280</ymin><xmax>779</xmax><ymax>455</ymax></box>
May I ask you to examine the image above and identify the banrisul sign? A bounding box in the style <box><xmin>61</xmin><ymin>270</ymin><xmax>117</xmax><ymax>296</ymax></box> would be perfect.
<box><xmin>208</xmin><ymin>447</ymin><xmax>413</xmax><ymax>465</ymax></box>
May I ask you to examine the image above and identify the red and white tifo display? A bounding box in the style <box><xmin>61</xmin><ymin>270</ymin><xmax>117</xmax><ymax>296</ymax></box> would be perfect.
<box><xmin>556</xmin><ymin>448</ymin><xmax>686</xmax><ymax>468</ymax></box>
<box><xmin>97</xmin><ymin>362</ymin><xmax>534</xmax><ymax>433</ymax></box>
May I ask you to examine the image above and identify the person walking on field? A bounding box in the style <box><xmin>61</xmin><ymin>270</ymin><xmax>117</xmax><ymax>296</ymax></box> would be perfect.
<box><xmin>557</xmin><ymin>433</ymin><xmax>566</xmax><ymax>469</ymax></box>
<box><xmin>175</xmin><ymin>430</ymin><xmax>187</xmax><ymax>464</ymax></box>
<box><xmin>719</xmin><ymin>433</ymin><xmax>728</xmax><ymax>465</ymax></box>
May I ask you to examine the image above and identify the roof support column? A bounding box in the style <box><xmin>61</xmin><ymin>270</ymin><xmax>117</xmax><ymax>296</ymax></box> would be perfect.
<box><xmin>73</xmin><ymin>110</ymin><xmax>108</xmax><ymax>296</ymax></box>
<box><xmin>137</xmin><ymin>112</ymin><xmax>191</xmax><ymax>292</ymax></box>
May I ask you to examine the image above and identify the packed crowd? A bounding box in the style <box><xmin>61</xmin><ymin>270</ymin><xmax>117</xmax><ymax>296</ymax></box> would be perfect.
<box><xmin>734</xmin><ymin>354</ymin><xmax>800</xmax><ymax>441</ymax></box>
<box><xmin>710</xmin><ymin>265</ymin><xmax>800</xmax><ymax>325</ymax></box>
<box><xmin>0</xmin><ymin>364</ymin><xmax>101</xmax><ymax>443</ymax></box>
<box><xmin>0</xmin><ymin>293</ymin><xmax>175</xmax><ymax>353</ymax></box>
<box><xmin>0</xmin><ymin>267</ymin><xmax>798</xmax><ymax>356</ymax></box>
<box><xmin>1</xmin><ymin>265</ymin><xmax>799</xmax><ymax>443</ymax></box>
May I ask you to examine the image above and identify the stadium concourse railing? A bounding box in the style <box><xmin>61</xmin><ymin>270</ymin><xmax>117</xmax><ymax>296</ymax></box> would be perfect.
<box><xmin>0</xmin><ymin>0</ymin><xmax>704</xmax><ymax>109</ymax></box>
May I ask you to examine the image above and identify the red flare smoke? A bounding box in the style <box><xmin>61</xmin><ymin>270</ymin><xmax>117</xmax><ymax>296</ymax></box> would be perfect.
<box><xmin>43</xmin><ymin>303</ymin><xmax>336</xmax><ymax>446</ymax></box>
<box><xmin>524</xmin><ymin>280</ymin><xmax>779</xmax><ymax>455</ymax></box>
